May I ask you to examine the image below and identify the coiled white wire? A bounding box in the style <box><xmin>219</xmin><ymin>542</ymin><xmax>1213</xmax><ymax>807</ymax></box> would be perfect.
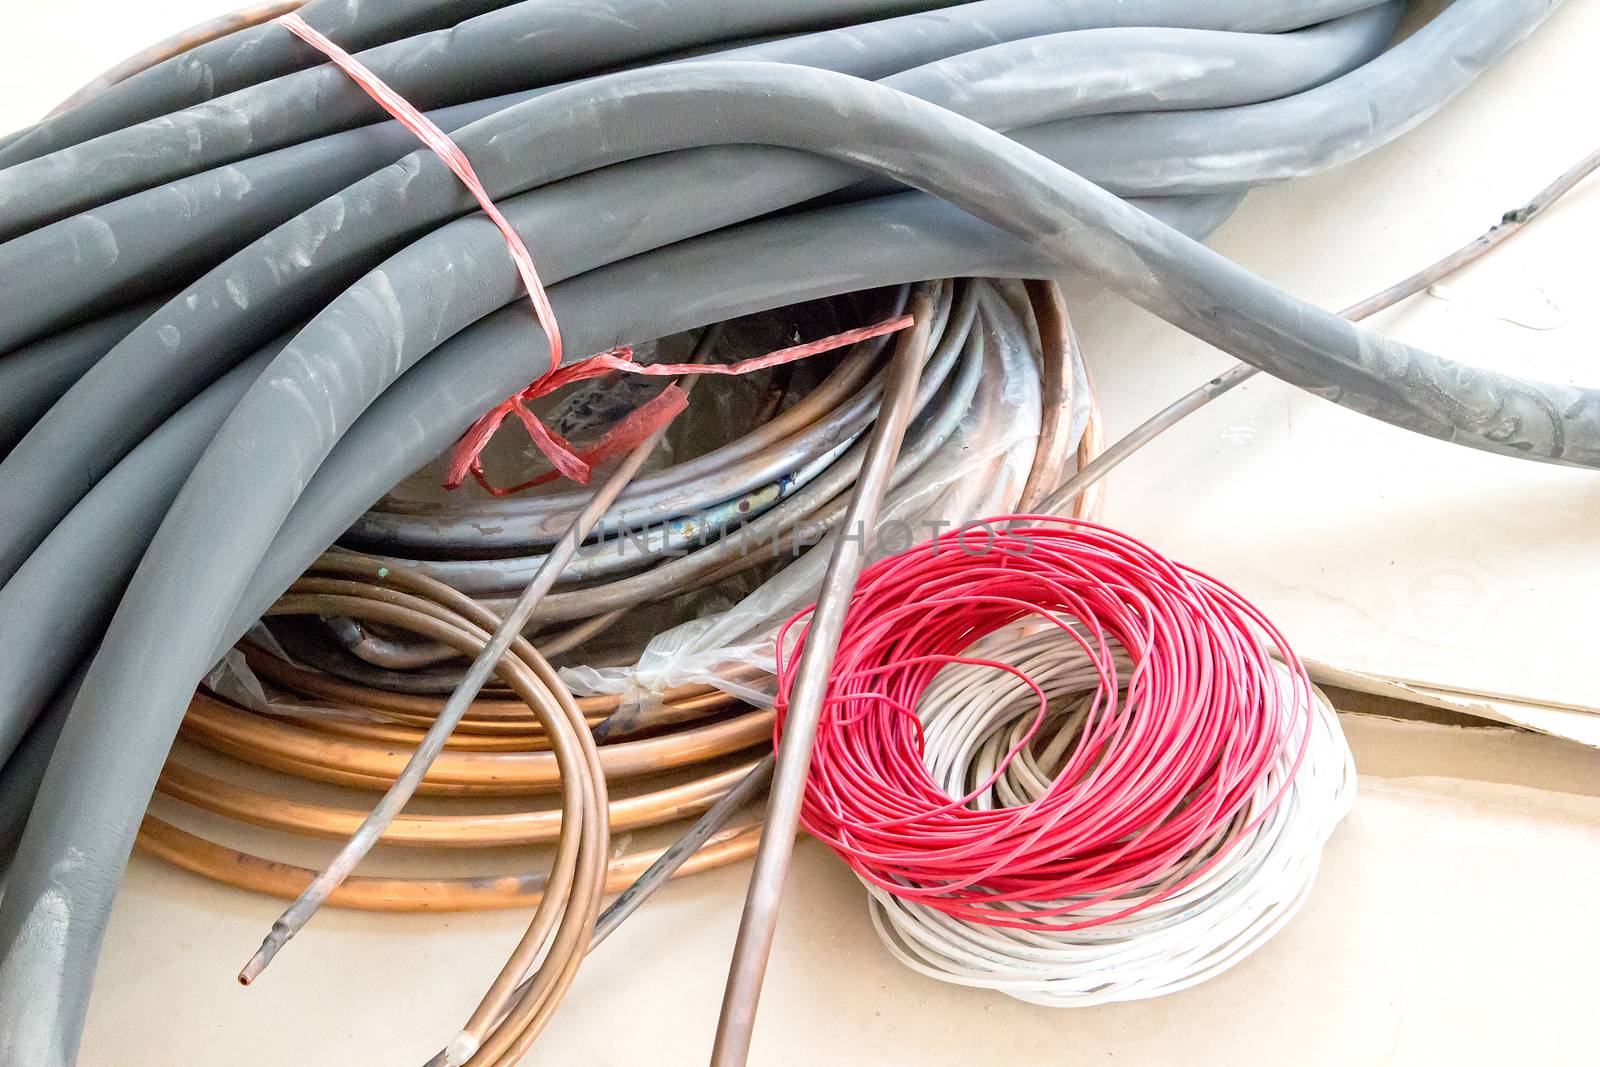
<box><xmin>862</xmin><ymin>620</ymin><xmax>1356</xmax><ymax>1006</ymax></box>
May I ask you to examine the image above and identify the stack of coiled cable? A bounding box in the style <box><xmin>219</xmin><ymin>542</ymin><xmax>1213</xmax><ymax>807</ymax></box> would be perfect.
<box><xmin>782</xmin><ymin>518</ymin><xmax>1355</xmax><ymax>1003</ymax></box>
<box><xmin>0</xmin><ymin>0</ymin><xmax>1584</xmax><ymax>1059</ymax></box>
<box><xmin>149</xmin><ymin>276</ymin><xmax>1104</xmax><ymax>908</ymax></box>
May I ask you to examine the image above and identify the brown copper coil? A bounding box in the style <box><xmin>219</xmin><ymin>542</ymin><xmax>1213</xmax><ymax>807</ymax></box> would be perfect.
<box><xmin>139</xmin><ymin>813</ymin><xmax>763</xmax><ymax>912</ymax></box>
<box><xmin>157</xmin><ymin>757</ymin><xmax>761</xmax><ymax>847</ymax></box>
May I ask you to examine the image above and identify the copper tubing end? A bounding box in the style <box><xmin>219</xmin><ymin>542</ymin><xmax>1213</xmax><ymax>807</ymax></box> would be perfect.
<box><xmin>237</xmin><ymin>926</ymin><xmax>288</xmax><ymax>985</ymax></box>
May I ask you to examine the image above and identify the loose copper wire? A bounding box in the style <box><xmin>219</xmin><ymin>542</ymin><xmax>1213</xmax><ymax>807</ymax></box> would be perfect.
<box><xmin>217</xmin><ymin>574</ymin><xmax>609</xmax><ymax>1067</ymax></box>
<box><xmin>182</xmin><ymin>691</ymin><xmax>772</xmax><ymax>796</ymax></box>
<box><xmin>157</xmin><ymin>759</ymin><xmax>761</xmax><ymax>847</ymax></box>
<box><xmin>138</xmin><ymin>813</ymin><xmax>762</xmax><ymax>911</ymax></box>
<box><xmin>224</xmin><ymin>553</ymin><xmax>612</xmax><ymax>1061</ymax></box>
<box><xmin>1015</xmin><ymin>280</ymin><xmax>1078</xmax><ymax>513</ymax></box>
<box><xmin>1072</xmin><ymin>364</ymin><xmax>1108</xmax><ymax>521</ymax></box>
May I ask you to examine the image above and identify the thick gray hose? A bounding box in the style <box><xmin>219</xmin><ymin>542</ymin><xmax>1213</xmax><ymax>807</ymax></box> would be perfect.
<box><xmin>0</xmin><ymin>6</ymin><xmax>1400</xmax><ymax>585</ymax></box>
<box><xmin>0</xmin><ymin>0</ymin><xmax>1004</xmax><ymax>234</ymax></box>
<box><xmin>1015</xmin><ymin>0</ymin><xmax>1560</xmax><ymax>195</ymax></box>
<box><xmin>0</xmin><ymin>9</ymin><xmax>1391</xmax><ymax>354</ymax></box>
<box><xmin>0</xmin><ymin>681</ymin><xmax>79</xmax><ymax>872</ymax></box>
<box><xmin>0</xmin><ymin>298</ymin><xmax>167</xmax><ymax>451</ymax></box>
<box><xmin>0</xmin><ymin>0</ymin><xmax>531</xmax><ymax>166</ymax></box>
<box><xmin>0</xmin><ymin>345</ymin><xmax>282</xmax><ymax>768</ymax></box>
<box><xmin>0</xmin><ymin>93</ymin><xmax>528</xmax><ymax>352</ymax></box>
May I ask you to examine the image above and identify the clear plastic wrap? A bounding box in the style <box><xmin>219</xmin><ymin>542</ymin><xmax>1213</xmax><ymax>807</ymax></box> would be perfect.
<box><xmin>200</xmin><ymin>624</ymin><xmax>378</xmax><ymax>722</ymax></box>
<box><xmin>563</xmin><ymin>282</ymin><xmax>1080</xmax><ymax>711</ymax></box>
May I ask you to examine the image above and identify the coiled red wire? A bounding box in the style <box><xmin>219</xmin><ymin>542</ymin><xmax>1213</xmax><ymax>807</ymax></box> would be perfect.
<box><xmin>775</xmin><ymin>517</ymin><xmax>1313</xmax><ymax>931</ymax></box>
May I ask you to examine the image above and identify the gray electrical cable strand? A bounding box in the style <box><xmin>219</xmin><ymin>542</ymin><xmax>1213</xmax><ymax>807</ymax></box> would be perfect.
<box><xmin>0</xmin><ymin>297</ymin><xmax>168</xmax><ymax>450</ymax></box>
<box><xmin>235</xmin><ymin>328</ymin><xmax>715</xmax><ymax>983</ymax></box>
<box><xmin>41</xmin><ymin>2</ymin><xmax>310</xmax><ymax>120</ymax></box>
<box><xmin>0</xmin><ymin>0</ymin><xmax>530</xmax><ymax>167</ymax></box>
<box><xmin>1035</xmin><ymin>144</ymin><xmax>1600</xmax><ymax>517</ymax></box>
<box><xmin>1015</xmin><ymin>3</ymin><xmax>1560</xmax><ymax>197</ymax></box>
<box><xmin>0</xmin><ymin>8</ymin><xmax>1393</xmax><ymax>365</ymax></box>
<box><xmin>0</xmin><ymin>342</ymin><xmax>282</xmax><ymax>768</ymax></box>
<box><xmin>0</xmin><ymin>91</ymin><xmax>531</xmax><ymax>353</ymax></box>
<box><xmin>0</xmin><ymin>0</ymin><xmax>1380</xmax><ymax>229</ymax></box>
<box><xmin>0</xmin><ymin>0</ymin><xmax>1037</xmax><ymax>233</ymax></box>
<box><xmin>0</xmin><ymin>678</ymin><xmax>81</xmax><ymax>871</ymax></box>
<box><xmin>711</xmin><ymin>283</ymin><xmax>933</xmax><ymax>1067</ymax></box>
<box><xmin>0</xmin><ymin>0</ymin><xmax>1503</xmax><ymax>590</ymax></box>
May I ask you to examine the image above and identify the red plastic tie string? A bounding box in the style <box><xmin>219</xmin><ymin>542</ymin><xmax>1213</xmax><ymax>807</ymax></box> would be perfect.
<box><xmin>277</xmin><ymin>12</ymin><xmax>914</xmax><ymax>493</ymax></box>
<box><xmin>446</xmin><ymin>314</ymin><xmax>914</xmax><ymax>494</ymax></box>
<box><xmin>275</xmin><ymin>13</ymin><xmax>561</xmax><ymax>368</ymax></box>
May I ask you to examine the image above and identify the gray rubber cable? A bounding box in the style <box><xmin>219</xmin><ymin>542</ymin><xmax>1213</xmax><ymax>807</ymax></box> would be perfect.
<box><xmin>0</xmin><ymin>7</ymin><xmax>1390</xmax><ymax>358</ymax></box>
<box><xmin>0</xmin><ymin>3</ymin><xmax>1390</xmax><ymax>355</ymax></box>
<box><xmin>0</xmin><ymin>1</ymin><xmax>1465</xmax><ymax>590</ymax></box>
<box><xmin>0</xmin><ymin>0</ymin><xmax>531</xmax><ymax>167</ymax></box>
<box><xmin>0</xmin><ymin>342</ymin><xmax>286</xmax><ymax>766</ymax></box>
<box><xmin>0</xmin><ymin>297</ymin><xmax>169</xmax><ymax>451</ymax></box>
<box><xmin>0</xmin><ymin>0</ymin><xmax>995</xmax><ymax>233</ymax></box>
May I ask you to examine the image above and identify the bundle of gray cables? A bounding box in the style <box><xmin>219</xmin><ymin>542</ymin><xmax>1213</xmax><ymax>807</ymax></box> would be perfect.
<box><xmin>0</xmin><ymin>0</ymin><xmax>1577</xmax><ymax>1062</ymax></box>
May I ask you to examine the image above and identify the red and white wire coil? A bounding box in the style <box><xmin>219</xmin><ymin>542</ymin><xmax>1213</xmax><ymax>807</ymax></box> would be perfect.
<box><xmin>776</xmin><ymin>517</ymin><xmax>1355</xmax><ymax>1004</ymax></box>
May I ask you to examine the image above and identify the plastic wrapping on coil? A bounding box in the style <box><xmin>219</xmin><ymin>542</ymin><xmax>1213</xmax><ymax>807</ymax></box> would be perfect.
<box><xmin>563</xmin><ymin>282</ymin><xmax>1076</xmax><ymax>712</ymax></box>
<box><xmin>201</xmin><ymin>625</ymin><xmax>382</xmax><ymax>723</ymax></box>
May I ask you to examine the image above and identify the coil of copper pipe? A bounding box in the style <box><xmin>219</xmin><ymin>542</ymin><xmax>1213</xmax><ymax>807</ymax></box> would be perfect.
<box><xmin>138</xmin><ymin>814</ymin><xmax>764</xmax><ymax>912</ymax></box>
